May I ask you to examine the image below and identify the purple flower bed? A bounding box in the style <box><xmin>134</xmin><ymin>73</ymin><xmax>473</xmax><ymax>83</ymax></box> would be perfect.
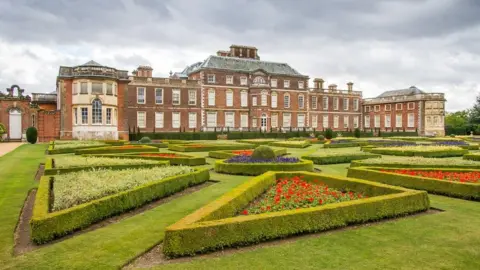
<box><xmin>330</xmin><ymin>140</ymin><xmax>355</xmax><ymax>144</ymax></box>
<box><xmin>225</xmin><ymin>155</ymin><xmax>300</xmax><ymax>163</ymax></box>
<box><xmin>434</xmin><ymin>141</ymin><xmax>468</xmax><ymax>146</ymax></box>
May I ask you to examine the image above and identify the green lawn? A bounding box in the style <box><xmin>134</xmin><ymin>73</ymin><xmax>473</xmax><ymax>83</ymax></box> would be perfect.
<box><xmin>0</xmin><ymin>143</ymin><xmax>479</xmax><ymax>270</ymax></box>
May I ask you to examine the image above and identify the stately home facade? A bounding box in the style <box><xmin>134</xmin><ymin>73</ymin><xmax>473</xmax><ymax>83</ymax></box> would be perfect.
<box><xmin>0</xmin><ymin>45</ymin><xmax>446</xmax><ymax>141</ymax></box>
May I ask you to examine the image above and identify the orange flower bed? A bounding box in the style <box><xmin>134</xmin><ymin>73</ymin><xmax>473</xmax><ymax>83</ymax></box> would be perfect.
<box><xmin>232</xmin><ymin>150</ymin><xmax>254</xmax><ymax>156</ymax></box>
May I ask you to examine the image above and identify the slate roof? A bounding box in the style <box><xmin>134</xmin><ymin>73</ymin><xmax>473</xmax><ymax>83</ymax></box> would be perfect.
<box><xmin>184</xmin><ymin>55</ymin><xmax>307</xmax><ymax>77</ymax></box>
<box><xmin>377</xmin><ymin>86</ymin><xmax>425</xmax><ymax>98</ymax></box>
<box><xmin>79</xmin><ymin>60</ymin><xmax>103</xmax><ymax>67</ymax></box>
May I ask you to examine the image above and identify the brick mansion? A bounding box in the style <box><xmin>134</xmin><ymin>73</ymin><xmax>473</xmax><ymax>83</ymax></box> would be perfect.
<box><xmin>0</xmin><ymin>45</ymin><xmax>446</xmax><ymax>141</ymax></box>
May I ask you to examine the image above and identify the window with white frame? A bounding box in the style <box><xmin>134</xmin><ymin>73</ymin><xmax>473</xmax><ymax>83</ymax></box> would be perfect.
<box><xmin>172</xmin><ymin>112</ymin><xmax>180</xmax><ymax>128</ymax></box>
<box><xmin>298</xmin><ymin>95</ymin><xmax>305</xmax><ymax>109</ymax></box>
<box><xmin>137</xmin><ymin>87</ymin><xmax>145</xmax><ymax>104</ymax></box>
<box><xmin>353</xmin><ymin>116</ymin><xmax>359</xmax><ymax>128</ymax></box>
<box><xmin>252</xmin><ymin>96</ymin><xmax>258</xmax><ymax>106</ymax></box>
<box><xmin>241</xmin><ymin>90</ymin><xmax>248</xmax><ymax>107</ymax></box>
<box><xmin>253</xmin><ymin>76</ymin><xmax>266</xmax><ymax>85</ymax></box>
<box><xmin>172</xmin><ymin>89</ymin><xmax>181</xmax><ymax>105</ymax></box>
<box><xmin>240</xmin><ymin>76</ymin><xmax>248</xmax><ymax>85</ymax></box>
<box><xmin>188</xmin><ymin>90</ymin><xmax>196</xmax><ymax>105</ymax></box>
<box><xmin>81</xmin><ymin>108</ymin><xmax>88</xmax><ymax>124</ymax></box>
<box><xmin>207</xmin><ymin>74</ymin><xmax>215</xmax><ymax>83</ymax></box>
<box><xmin>341</xmin><ymin>116</ymin><xmax>347</xmax><ymax>128</ymax></box>
<box><xmin>252</xmin><ymin>117</ymin><xmax>257</xmax><ymax>128</ymax></box>
<box><xmin>270</xmin><ymin>79</ymin><xmax>277</xmax><ymax>88</ymax></box>
<box><xmin>241</xmin><ymin>114</ymin><xmax>248</xmax><ymax>128</ymax></box>
<box><xmin>408</xmin><ymin>102</ymin><xmax>415</xmax><ymax>110</ymax></box>
<box><xmin>323</xmin><ymin>96</ymin><xmax>328</xmax><ymax>110</ymax></box>
<box><xmin>208</xmin><ymin>89</ymin><xmax>215</xmax><ymax>106</ymax></box>
<box><xmin>396</xmin><ymin>114</ymin><xmax>402</xmax><ymax>127</ymax></box>
<box><xmin>226</xmin><ymin>75</ymin><xmax>233</xmax><ymax>84</ymax></box>
<box><xmin>155</xmin><ymin>112</ymin><xmax>164</xmax><ymax>128</ymax></box>
<box><xmin>106</xmin><ymin>108</ymin><xmax>112</xmax><ymax>125</ymax></box>
<box><xmin>385</xmin><ymin>114</ymin><xmax>391</xmax><ymax>128</ymax></box>
<box><xmin>396</xmin><ymin>103</ymin><xmax>403</xmax><ymax>110</ymax></box>
<box><xmin>374</xmin><ymin>105</ymin><xmax>380</xmax><ymax>112</ymax></box>
<box><xmin>284</xmin><ymin>80</ymin><xmax>290</xmax><ymax>88</ymax></box>
<box><xmin>271</xmin><ymin>92</ymin><xmax>278</xmax><ymax>108</ymax></box>
<box><xmin>283</xmin><ymin>113</ymin><xmax>291</xmax><ymax>127</ymax></box>
<box><xmin>92</xmin><ymin>82</ymin><xmax>103</xmax><ymax>94</ymax></box>
<box><xmin>353</xmin><ymin>99</ymin><xmax>359</xmax><ymax>111</ymax></box>
<box><xmin>92</xmin><ymin>99</ymin><xmax>102</xmax><ymax>124</ymax></box>
<box><xmin>284</xmin><ymin>93</ymin><xmax>290</xmax><ymax>108</ymax></box>
<box><xmin>73</xmin><ymin>108</ymin><xmax>78</xmax><ymax>125</ymax></box>
<box><xmin>385</xmin><ymin>104</ymin><xmax>391</xmax><ymax>111</ymax></box>
<box><xmin>137</xmin><ymin>111</ymin><xmax>146</xmax><ymax>128</ymax></box>
<box><xmin>271</xmin><ymin>113</ymin><xmax>278</xmax><ymax>128</ymax></box>
<box><xmin>106</xmin><ymin>83</ymin><xmax>113</xmax><ymax>95</ymax></box>
<box><xmin>297</xmin><ymin>114</ymin><xmax>305</xmax><ymax>128</ymax></box>
<box><xmin>323</xmin><ymin>115</ymin><xmax>328</xmax><ymax>128</ymax></box>
<box><xmin>343</xmin><ymin>98</ymin><xmax>349</xmax><ymax>110</ymax></box>
<box><xmin>333</xmin><ymin>97</ymin><xmax>339</xmax><ymax>110</ymax></box>
<box><xmin>261</xmin><ymin>90</ymin><xmax>268</xmax><ymax>106</ymax></box>
<box><xmin>311</xmin><ymin>115</ymin><xmax>318</xmax><ymax>128</ymax></box>
<box><xmin>188</xmin><ymin>112</ymin><xmax>197</xmax><ymax>128</ymax></box>
<box><xmin>226</xmin><ymin>90</ymin><xmax>233</xmax><ymax>107</ymax></box>
<box><xmin>374</xmin><ymin>115</ymin><xmax>380</xmax><ymax>128</ymax></box>
<box><xmin>225</xmin><ymin>112</ymin><xmax>235</xmax><ymax>127</ymax></box>
<box><xmin>155</xmin><ymin>88</ymin><xmax>163</xmax><ymax>104</ymax></box>
<box><xmin>408</xmin><ymin>113</ymin><xmax>414</xmax><ymax>127</ymax></box>
<box><xmin>298</xmin><ymin>81</ymin><xmax>304</xmax><ymax>89</ymax></box>
<box><xmin>364</xmin><ymin>115</ymin><xmax>370</xmax><ymax>128</ymax></box>
<box><xmin>334</xmin><ymin>115</ymin><xmax>339</xmax><ymax>128</ymax></box>
<box><xmin>311</xmin><ymin>96</ymin><xmax>317</xmax><ymax>109</ymax></box>
<box><xmin>207</xmin><ymin>112</ymin><xmax>217</xmax><ymax>127</ymax></box>
<box><xmin>80</xmin><ymin>82</ymin><xmax>88</xmax><ymax>94</ymax></box>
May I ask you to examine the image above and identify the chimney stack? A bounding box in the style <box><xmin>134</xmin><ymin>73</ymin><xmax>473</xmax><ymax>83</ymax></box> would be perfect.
<box><xmin>313</xmin><ymin>78</ymin><xmax>324</xmax><ymax>91</ymax></box>
<box><xmin>347</xmin><ymin>82</ymin><xmax>353</xmax><ymax>92</ymax></box>
<box><xmin>136</xmin><ymin>65</ymin><xmax>153</xmax><ymax>77</ymax></box>
<box><xmin>328</xmin><ymin>84</ymin><xmax>337</xmax><ymax>92</ymax></box>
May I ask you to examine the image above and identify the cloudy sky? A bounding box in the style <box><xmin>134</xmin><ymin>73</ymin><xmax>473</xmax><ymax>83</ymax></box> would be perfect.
<box><xmin>0</xmin><ymin>0</ymin><xmax>479</xmax><ymax>111</ymax></box>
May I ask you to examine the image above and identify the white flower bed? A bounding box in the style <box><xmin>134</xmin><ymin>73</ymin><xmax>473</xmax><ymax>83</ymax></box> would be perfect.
<box><xmin>54</xmin><ymin>156</ymin><xmax>160</xmax><ymax>169</ymax></box>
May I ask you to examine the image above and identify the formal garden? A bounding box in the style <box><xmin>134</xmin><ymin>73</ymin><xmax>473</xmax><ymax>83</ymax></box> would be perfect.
<box><xmin>0</xmin><ymin>129</ymin><xmax>479</xmax><ymax>269</ymax></box>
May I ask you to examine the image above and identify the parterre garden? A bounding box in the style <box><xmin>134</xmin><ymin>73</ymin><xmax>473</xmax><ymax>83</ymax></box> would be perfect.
<box><xmin>0</xmin><ymin>134</ymin><xmax>479</xmax><ymax>269</ymax></box>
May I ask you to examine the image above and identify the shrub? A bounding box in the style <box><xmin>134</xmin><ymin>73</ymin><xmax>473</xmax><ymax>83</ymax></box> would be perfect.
<box><xmin>317</xmin><ymin>135</ymin><xmax>325</xmax><ymax>140</ymax></box>
<box><xmin>139</xmin><ymin>136</ymin><xmax>152</xmax><ymax>143</ymax></box>
<box><xmin>26</xmin><ymin>127</ymin><xmax>38</xmax><ymax>144</ymax></box>
<box><xmin>0</xmin><ymin>123</ymin><xmax>6</xmax><ymax>135</ymax></box>
<box><xmin>252</xmin><ymin>145</ymin><xmax>276</xmax><ymax>159</ymax></box>
<box><xmin>214</xmin><ymin>159</ymin><xmax>314</xmax><ymax>176</ymax></box>
<box><xmin>450</xmin><ymin>134</ymin><xmax>456</xmax><ymax>137</ymax></box>
<box><xmin>354</xmin><ymin>128</ymin><xmax>361</xmax><ymax>138</ymax></box>
<box><xmin>370</xmin><ymin>145</ymin><xmax>468</xmax><ymax>158</ymax></box>
<box><xmin>325</xmin><ymin>128</ymin><xmax>333</xmax><ymax>140</ymax></box>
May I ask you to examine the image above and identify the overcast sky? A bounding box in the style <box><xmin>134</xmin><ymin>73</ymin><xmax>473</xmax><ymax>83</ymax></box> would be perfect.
<box><xmin>0</xmin><ymin>0</ymin><xmax>479</xmax><ymax>111</ymax></box>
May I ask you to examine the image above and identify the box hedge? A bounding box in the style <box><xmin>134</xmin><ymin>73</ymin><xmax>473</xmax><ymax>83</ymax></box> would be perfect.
<box><xmin>214</xmin><ymin>159</ymin><xmax>314</xmax><ymax>176</ymax></box>
<box><xmin>168</xmin><ymin>143</ymin><xmax>255</xmax><ymax>152</ymax></box>
<box><xmin>463</xmin><ymin>153</ymin><xmax>480</xmax><ymax>161</ymax></box>
<box><xmin>128</xmin><ymin>142</ymin><xmax>168</xmax><ymax>148</ymax></box>
<box><xmin>323</xmin><ymin>141</ymin><xmax>367</xmax><ymax>148</ymax></box>
<box><xmin>236</xmin><ymin>139</ymin><xmax>279</xmax><ymax>146</ymax></box>
<box><xmin>208</xmin><ymin>148</ymin><xmax>288</xmax><ymax>159</ymax></box>
<box><xmin>74</xmin><ymin>145</ymin><xmax>159</xmax><ymax>155</ymax></box>
<box><xmin>302</xmin><ymin>153</ymin><xmax>381</xmax><ymax>165</ymax></box>
<box><xmin>43</xmin><ymin>157</ymin><xmax>169</xmax><ymax>175</ymax></box>
<box><xmin>85</xmin><ymin>153</ymin><xmax>206</xmax><ymax>166</ymax></box>
<box><xmin>268</xmin><ymin>141</ymin><xmax>311</xmax><ymax>148</ymax></box>
<box><xmin>350</xmin><ymin>159</ymin><xmax>480</xmax><ymax>169</ymax></box>
<box><xmin>163</xmin><ymin>171</ymin><xmax>429</xmax><ymax>257</ymax></box>
<box><xmin>31</xmin><ymin>168</ymin><xmax>210</xmax><ymax>244</ymax></box>
<box><xmin>347</xmin><ymin>167</ymin><xmax>480</xmax><ymax>201</ymax></box>
<box><xmin>47</xmin><ymin>144</ymin><xmax>110</xmax><ymax>155</ymax></box>
<box><xmin>369</xmin><ymin>147</ymin><xmax>468</xmax><ymax>158</ymax></box>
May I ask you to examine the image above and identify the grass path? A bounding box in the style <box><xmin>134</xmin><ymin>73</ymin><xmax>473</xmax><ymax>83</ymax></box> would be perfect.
<box><xmin>0</xmin><ymin>144</ymin><xmax>479</xmax><ymax>269</ymax></box>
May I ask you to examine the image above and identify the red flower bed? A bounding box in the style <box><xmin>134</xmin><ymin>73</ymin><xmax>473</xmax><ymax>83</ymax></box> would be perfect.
<box><xmin>242</xmin><ymin>176</ymin><xmax>366</xmax><ymax>215</ymax></box>
<box><xmin>232</xmin><ymin>150</ymin><xmax>253</xmax><ymax>156</ymax></box>
<box><xmin>382</xmin><ymin>169</ymin><xmax>480</xmax><ymax>184</ymax></box>
<box><xmin>139</xmin><ymin>153</ymin><xmax>180</xmax><ymax>158</ymax></box>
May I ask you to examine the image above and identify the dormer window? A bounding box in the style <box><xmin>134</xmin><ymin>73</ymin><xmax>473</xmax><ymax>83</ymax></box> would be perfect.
<box><xmin>298</xmin><ymin>81</ymin><xmax>304</xmax><ymax>89</ymax></box>
<box><xmin>253</xmin><ymin>76</ymin><xmax>266</xmax><ymax>85</ymax></box>
<box><xmin>240</xmin><ymin>76</ymin><xmax>248</xmax><ymax>85</ymax></box>
<box><xmin>284</xmin><ymin>80</ymin><xmax>290</xmax><ymax>88</ymax></box>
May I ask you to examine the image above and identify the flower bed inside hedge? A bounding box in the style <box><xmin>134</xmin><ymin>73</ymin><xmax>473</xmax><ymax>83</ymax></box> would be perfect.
<box><xmin>84</xmin><ymin>152</ymin><xmax>206</xmax><ymax>166</ymax></box>
<box><xmin>236</xmin><ymin>139</ymin><xmax>279</xmax><ymax>145</ymax></box>
<box><xmin>347</xmin><ymin>167</ymin><xmax>480</xmax><ymax>200</ymax></box>
<box><xmin>208</xmin><ymin>148</ymin><xmax>287</xmax><ymax>159</ymax></box>
<box><xmin>31</xmin><ymin>167</ymin><xmax>210</xmax><ymax>244</ymax></box>
<box><xmin>168</xmin><ymin>143</ymin><xmax>254</xmax><ymax>152</ymax></box>
<box><xmin>163</xmin><ymin>171</ymin><xmax>429</xmax><ymax>257</ymax></box>
<box><xmin>75</xmin><ymin>145</ymin><xmax>159</xmax><ymax>155</ymax></box>
<box><xmin>369</xmin><ymin>145</ymin><xmax>468</xmax><ymax>158</ymax></box>
<box><xmin>302</xmin><ymin>152</ymin><xmax>381</xmax><ymax>164</ymax></box>
<box><xmin>350</xmin><ymin>156</ymin><xmax>480</xmax><ymax>169</ymax></box>
<box><xmin>214</xmin><ymin>158</ymin><xmax>314</xmax><ymax>175</ymax></box>
<box><xmin>268</xmin><ymin>140</ymin><xmax>311</xmax><ymax>148</ymax></box>
<box><xmin>47</xmin><ymin>141</ymin><xmax>109</xmax><ymax>154</ymax></box>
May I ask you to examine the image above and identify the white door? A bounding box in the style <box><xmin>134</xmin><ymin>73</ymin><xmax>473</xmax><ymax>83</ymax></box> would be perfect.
<box><xmin>261</xmin><ymin>113</ymin><xmax>268</xmax><ymax>131</ymax></box>
<box><xmin>9</xmin><ymin>109</ymin><xmax>22</xmax><ymax>139</ymax></box>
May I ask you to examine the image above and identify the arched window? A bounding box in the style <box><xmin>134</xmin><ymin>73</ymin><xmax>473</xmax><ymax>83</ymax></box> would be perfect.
<box><xmin>92</xmin><ymin>98</ymin><xmax>102</xmax><ymax>124</ymax></box>
<box><xmin>253</xmin><ymin>76</ymin><xmax>266</xmax><ymax>85</ymax></box>
<box><xmin>261</xmin><ymin>90</ymin><xmax>268</xmax><ymax>106</ymax></box>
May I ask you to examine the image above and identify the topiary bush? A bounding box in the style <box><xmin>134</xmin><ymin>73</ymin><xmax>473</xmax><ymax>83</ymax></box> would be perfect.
<box><xmin>26</xmin><ymin>127</ymin><xmax>38</xmax><ymax>144</ymax></box>
<box><xmin>325</xmin><ymin>128</ymin><xmax>333</xmax><ymax>140</ymax></box>
<box><xmin>317</xmin><ymin>135</ymin><xmax>325</xmax><ymax>140</ymax></box>
<box><xmin>252</xmin><ymin>145</ymin><xmax>276</xmax><ymax>159</ymax></box>
<box><xmin>138</xmin><ymin>136</ymin><xmax>152</xmax><ymax>143</ymax></box>
<box><xmin>354</xmin><ymin>128</ymin><xmax>361</xmax><ymax>138</ymax></box>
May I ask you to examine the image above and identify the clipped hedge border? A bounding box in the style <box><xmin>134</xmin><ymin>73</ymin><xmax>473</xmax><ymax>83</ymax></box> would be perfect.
<box><xmin>236</xmin><ymin>139</ymin><xmax>279</xmax><ymax>146</ymax></box>
<box><xmin>208</xmin><ymin>148</ymin><xmax>288</xmax><ymax>159</ymax></box>
<box><xmin>85</xmin><ymin>153</ymin><xmax>206</xmax><ymax>166</ymax></box>
<box><xmin>103</xmin><ymin>140</ymin><xmax>126</xmax><ymax>146</ymax></box>
<box><xmin>163</xmin><ymin>171</ymin><xmax>430</xmax><ymax>257</ymax></box>
<box><xmin>43</xmin><ymin>157</ymin><xmax>170</xmax><ymax>175</ymax></box>
<box><xmin>369</xmin><ymin>147</ymin><xmax>468</xmax><ymax>158</ymax></box>
<box><xmin>214</xmin><ymin>159</ymin><xmax>314</xmax><ymax>176</ymax></box>
<box><xmin>31</xmin><ymin>168</ymin><xmax>210</xmax><ymax>244</ymax></box>
<box><xmin>350</xmin><ymin>160</ymin><xmax>480</xmax><ymax>169</ymax></box>
<box><xmin>360</xmin><ymin>145</ymin><xmax>377</xmax><ymax>152</ymax></box>
<box><xmin>47</xmin><ymin>144</ymin><xmax>109</xmax><ymax>155</ymax></box>
<box><xmin>347</xmin><ymin>167</ymin><xmax>480</xmax><ymax>201</ymax></box>
<box><xmin>323</xmin><ymin>142</ymin><xmax>365</xmax><ymax>148</ymax></box>
<box><xmin>463</xmin><ymin>153</ymin><xmax>480</xmax><ymax>161</ymax></box>
<box><xmin>302</xmin><ymin>153</ymin><xmax>381</xmax><ymax>165</ymax></box>
<box><xmin>74</xmin><ymin>145</ymin><xmax>159</xmax><ymax>155</ymax></box>
<box><xmin>268</xmin><ymin>141</ymin><xmax>311</xmax><ymax>148</ymax></box>
<box><xmin>168</xmin><ymin>143</ymin><xmax>254</xmax><ymax>152</ymax></box>
<box><xmin>128</xmin><ymin>142</ymin><xmax>168</xmax><ymax>148</ymax></box>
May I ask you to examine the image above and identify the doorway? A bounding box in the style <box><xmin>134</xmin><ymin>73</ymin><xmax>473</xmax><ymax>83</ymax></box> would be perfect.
<box><xmin>9</xmin><ymin>108</ymin><xmax>22</xmax><ymax>140</ymax></box>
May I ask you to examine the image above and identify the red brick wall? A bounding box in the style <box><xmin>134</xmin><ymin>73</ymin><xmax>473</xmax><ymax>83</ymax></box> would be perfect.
<box><xmin>37</xmin><ymin>110</ymin><xmax>60</xmax><ymax>142</ymax></box>
<box><xmin>0</xmin><ymin>99</ymin><xmax>32</xmax><ymax>139</ymax></box>
<box><xmin>363</xmin><ymin>101</ymin><xmax>420</xmax><ymax>131</ymax></box>
<box><xmin>117</xmin><ymin>81</ymin><xmax>129</xmax><ymax>140</ymax></box>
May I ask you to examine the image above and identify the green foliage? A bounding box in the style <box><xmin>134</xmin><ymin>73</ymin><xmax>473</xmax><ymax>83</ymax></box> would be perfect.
<box><xmin>134</xmin><ymin>132</ymin><xmax>218</xmax><ymax>141</ymax></box>
<box><xmin>302</xmin><ymin>152</ymin><xmax>381</xmax><ymax>165</ymax></box>
<box><xmin>252</xmin><ymin>145</ymin><xmax>276</xmax><ymax>159</ymax></box>
<box><xmin>317</xmin><ymin>135</ymin><xmax>325</xmax><ymax>140</ymax></box>
<box><xmin>236</xmin><ymin>139</ymin><xmax>278</xmax><ymax>145</ymax></box>
<box><xmin>208</xmin><ymin>148</ymin><xmax>287</xmax><ymax>159</ymax></box>
<box><xmin>0</xmin><ymin>123</ymin><xmax>6</xmax><ymax>134</ymax></box>
<box><xmin>323</xmin><ymin>142</ymin><xmax>367</xmax><ymax>148</ymax></box>
<box><xmin>128</xmin><ymin>142</ymin><xmax>168</xmax><ymax>148</ymax></box>
<box><xmin>325</xmin><ymin>128</ymin><xmax>334</xmax><ymax>140</ymax></box>
<box><xmin>350</xmin><ymin>156</ymin><xmax>480</xmax><ymax>169</ymax></box>
<box><xmin>26</xmin><ymin>127</ymin><xmax>38</xmax><ymax>144</ymax></box>
<box><xmin>214</xmin><ymin>159</ymin><xmax>314</xmax><ymax>176</ymax></box>
<box><xmin>354</xmin><ymin>128</ymin><xmax>361</xmax><ymax>138</ymax></box>
<box><xmin>138</xmin><ymin>136</ymin><xmax>152</xmax><ymax>143</ymax></box>
<box><xmin>74</xmin><ymin>145</ymin><xmax>159</xmax><ymax>155</ymax></box>
<box><xmin>163</xmin><ymin>171</ymin><xmax>429</xmax><ymax>257</ymax></box>
<box><xmin>269</xmin><ymin>140</ymin><xmax>311</xmax><ymax>148</ymax></box>
<box><xmin>168</xmin><ymin>143</ymin><xmax>255</xmax><ymax>152</ymax></box>
<box><xmin>370</xmin><ymin>146</ymin><xmax>468</xmax><ymax>158</ymax></box>
<box><xmin>31</xmin><ymin>168</ymin><xmax>210</xmax><ymax>244</ymax></box>
<box><xmin>348</xmin><ymin>167</ymin><xmax>480</xmax><ymax>201</ymax></box>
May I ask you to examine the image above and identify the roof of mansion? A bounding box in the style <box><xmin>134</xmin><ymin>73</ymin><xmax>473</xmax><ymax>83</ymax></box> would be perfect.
<box><xmin>377</xmin><ymin>86</ymin><xmax>426</xmax><ymax>98</ymax></box>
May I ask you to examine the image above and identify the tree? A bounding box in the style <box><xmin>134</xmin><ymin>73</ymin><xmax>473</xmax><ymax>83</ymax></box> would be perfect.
<box><xmin>445</xmin><ymin>111</ymin><xmax>469</xmax><ymax>128</ymax></box>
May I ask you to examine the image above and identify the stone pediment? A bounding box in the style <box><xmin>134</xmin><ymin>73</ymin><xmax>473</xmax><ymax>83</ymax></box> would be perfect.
<box><xmin>251</xmin><ymin>69</ymin><xmax>269</xmax><ymax>76</ymax></box>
